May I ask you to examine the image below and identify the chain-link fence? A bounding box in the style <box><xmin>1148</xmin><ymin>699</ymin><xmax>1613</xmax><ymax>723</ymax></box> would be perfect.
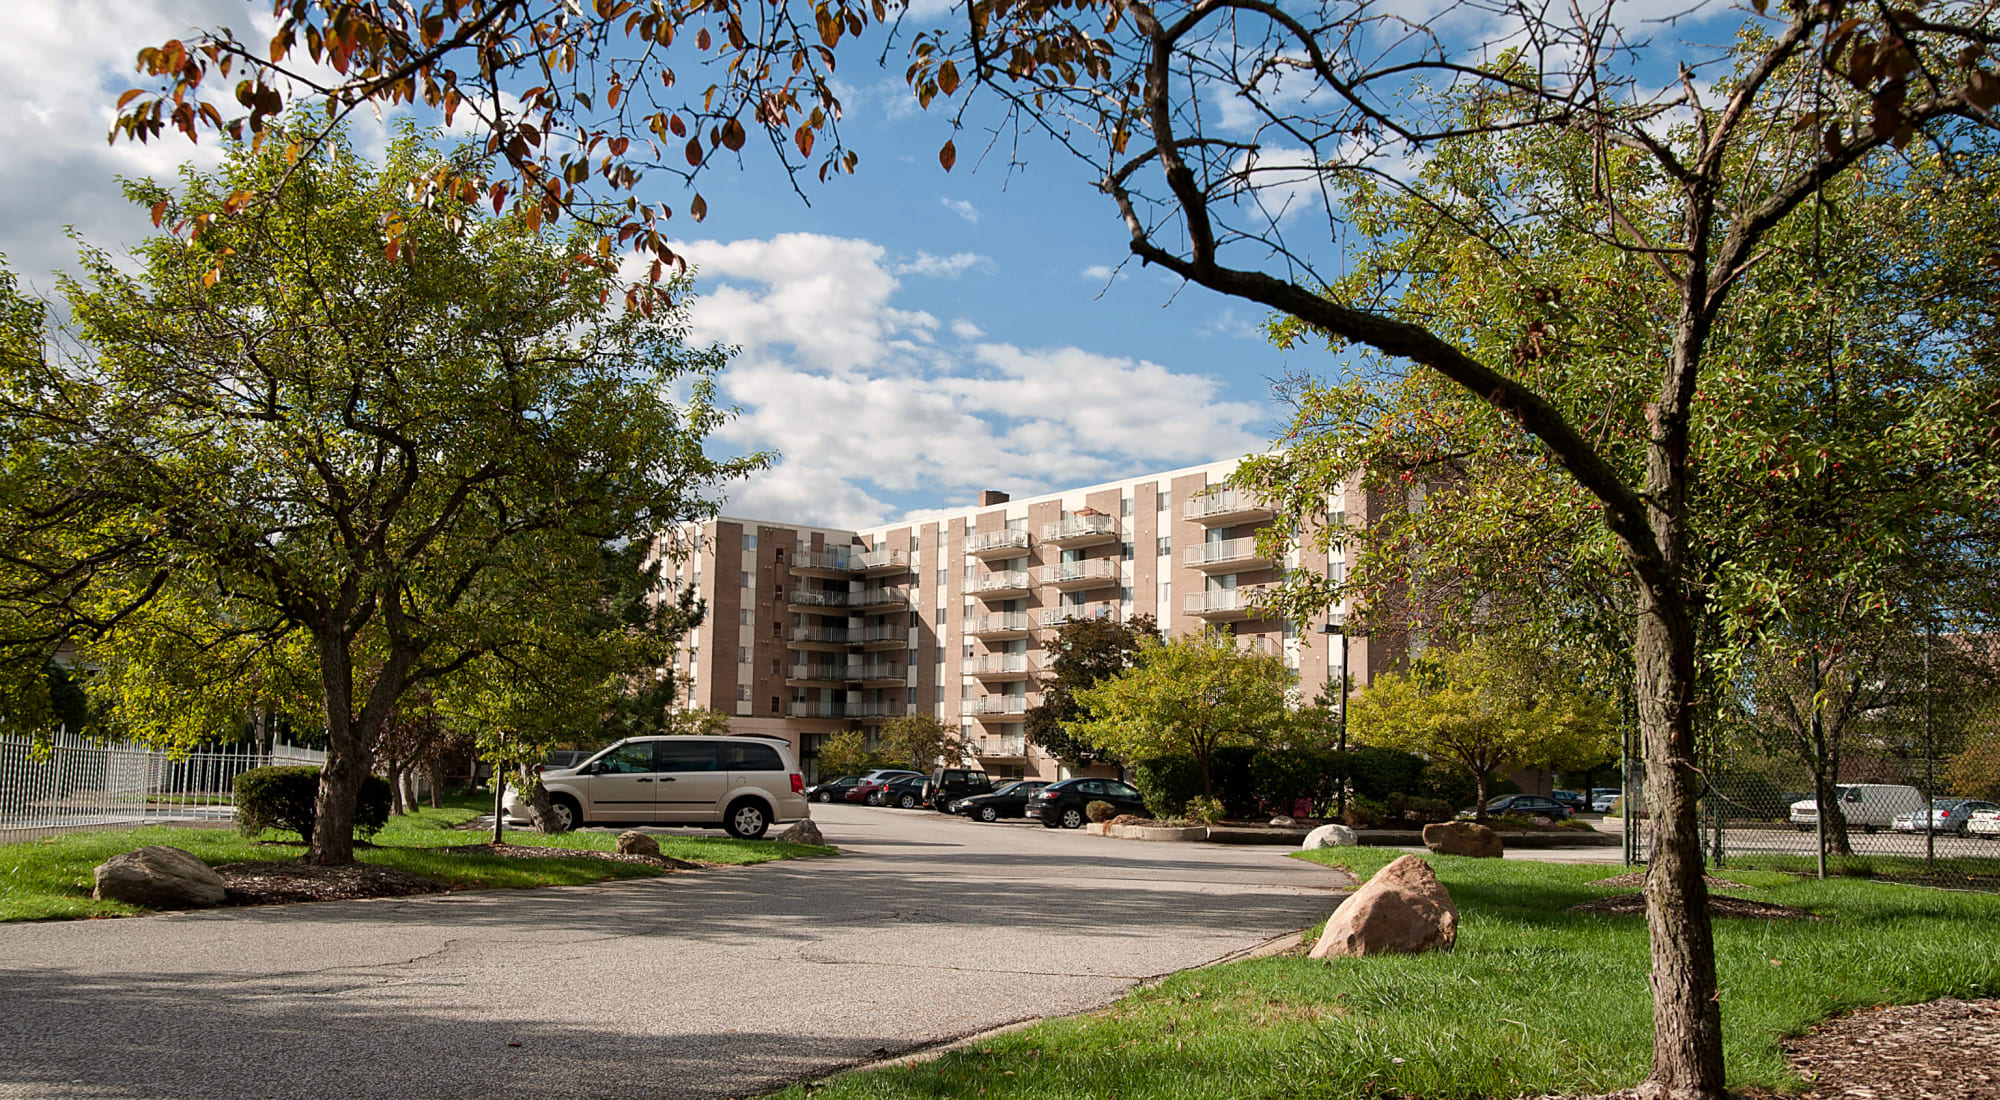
<box><xmin>0</xmin><ymin>730</ymin><xmax>326</xmax><ymax>842</ymax></box>
<box><xmin>1636</xmin><ymin>628</ymin><xmax>2000</xmax><ymax>890</ymax></box>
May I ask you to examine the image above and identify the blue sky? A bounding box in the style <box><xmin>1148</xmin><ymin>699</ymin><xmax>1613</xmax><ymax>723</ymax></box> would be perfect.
<box><xmin>1</xmin><ymin>0</ymin><xmax>1305</xmax><ymax>530</ymax></box>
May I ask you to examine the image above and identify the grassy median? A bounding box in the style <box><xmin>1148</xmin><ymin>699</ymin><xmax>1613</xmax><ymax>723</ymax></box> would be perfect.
<box><xmin>771</xmin><ymin>848</ymin><xmax>2000</xmax><ymax>1100</ymax></box>
<box><xmin>0</xmin><ymin>796</ymin><xmax>833</xmax><ymax>921</ymax></box>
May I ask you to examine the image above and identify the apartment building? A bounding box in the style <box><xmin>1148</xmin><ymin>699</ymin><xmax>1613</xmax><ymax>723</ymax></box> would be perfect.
<box><xmin>661</xmin><ymin>457</ymin><xmax>1400</xmax><ymax>782</ymax></box>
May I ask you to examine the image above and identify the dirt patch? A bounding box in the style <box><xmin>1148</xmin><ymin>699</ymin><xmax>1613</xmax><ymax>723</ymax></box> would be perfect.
<box><xmin>1589</xmin><ymin>871</ymin><xmax>1753</xmax><ymax>891</ymax></box>
<box><xmin>1569</xmin><ymin>892</ymin><xmax>1818</xmax><ymax>920</ymax></box>
<box><xmin>1783</xmin><ymin>998</ymin><xmax>2000</xmax><ymax>1099</ymax></box>
<box><xmin>215</xmin><ymin>861</ymin><xmax>448</xmax><ymax>906</ymax></box>
<box><xmin>439</xmin><ymin>842</ymin><xmax>704</xmax><ymax>870</ymax></box>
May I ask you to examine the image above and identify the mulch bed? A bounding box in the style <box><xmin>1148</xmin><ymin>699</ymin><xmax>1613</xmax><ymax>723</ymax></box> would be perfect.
<box><xmin>1569</xmin><ymin>892</ymin><xmax>1819</xmax><ymax>920</ymax></box>
<box><xmin>438</xmin><ymin>842</ymin><xmax>704</xmax><ymax>871</ymax></box>
<box><xmin>1590</xmin><ymin>871</ymin><xmax>1753</xmax><ymax>891</ymax></box>
<box><xmin>214</xmin><ymin>861</ymin><xmax>448</xmax><ymax>906</ymax></box>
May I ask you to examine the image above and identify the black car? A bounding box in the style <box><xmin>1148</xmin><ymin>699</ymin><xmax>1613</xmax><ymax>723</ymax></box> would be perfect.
<box><xmin>880</xmin><ymin>774</ymin><xmax>932</xmax><ymax>809</ymax></box>
<box><xmin>1550</xmin><ymin>789</ymin><xmax>1588</xmax><ymax>814</ymax></box>
<box><xmin>1030</xmin><ymin>777</ymin><xmax>1148</xmax><ymax>829</ymax></box>
<box><xmin>955</xmin><ymin>780</ymin><xmax>1051</xmax><ymax>822</ymax></box>
<box><xmin>927</xmin><ymin>767</ymin><xmax>994</xmax><ymax>813</ymax></box>
<box><xmin>805</xmin><ymin>775</ymin><xmax>861</xmax><ymax>803</ymax></box>
<box><xmin>1476</xmin><ymin>794</ymin><xmax>1573</xmax><ymax>820</ymax></box>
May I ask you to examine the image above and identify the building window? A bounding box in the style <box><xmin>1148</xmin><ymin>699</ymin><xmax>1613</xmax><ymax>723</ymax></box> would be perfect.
<box><xmin>739</xmin><ymin>609</ymin><xmax>753</xmax><ymax>625</ymax></box>
<box><xmin>937</xmin><ymin>568</ymin><xmax>947</xmax><ymax>589</ymax></box>
<box><xmin>770</xmin><ymin>696</ymin><xmax>780</xmax><ymax>715</ymax></box>
<box><xmin>1159</xmin><ymin>490</ymin><xmax>1171</xmax><ymax>509</ymax></box>
<box><xmin>1121</xmin><ymin>541</ymin><xmax>1134</xmax><ymax>561</ymax></box>
<box><xmin>774</xmin><ymin>584</ymin><xmax>783</xmax><ymax>600</ymax></box>
<box><xmin>936</xmin><ymin>606</ymin><xmax>947</xmax><ymax>625</ymax></box>
<box><xmin>911</xmin><ymin>532</ymin><xmax>922</xmax><ymax>552</ymax></box>
<box><xmin>771</xmin><ymin>657</ymin><xmax>780</xmax><ymax>674</ymax></box>
<box><xmin>1121</xmin><ymin>497</ymin><xmax>1133</xmax><ymax>517</ymax></box>
<box><xmin>1156</xmin><ymin>535</ymin><xmax>1171</xmax><ymax>556</ymax></box>
<box><xmin>736</xmin><ymin>684</ymin><xmax>750</xmax><ymax>701</ymax></box>
<box><xmin>910</xmin><ymin>610</ymin><xmax>920</xmax><ymax>627</ymax></box>
<box><xmin>745</xmin><ymin>534</ymin><xmax>758</xmax><ymax>550</ymax></box>
<box><xmin>772</xmin><ymin>621</ymin><xmax>780</xmax><ymax>637</ymax></box>
<box><xmin>738</xmin><ymin>646</ymin><xmax>750</xmax><ymax>663</ymax></box>
<box><xmin>1120</xmin><ymin>587</ymin><xmax>1133</xmax><ymax>602</ymax></box>
<box><xmin>739</xmin><ymin>570</ymin><xmax>749</xmax><ymax>587</ymax></box>
<box><xmin>775</xmin><ymin>547</ymin><xmax>785</xmax><ymax>563</ymax></box>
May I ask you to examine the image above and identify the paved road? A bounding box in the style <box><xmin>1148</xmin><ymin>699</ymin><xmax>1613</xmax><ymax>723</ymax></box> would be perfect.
<box><xmin>0</xmin><ymin>804</ymin><xmax>1348</xmax><ymax>1100</ymax></box>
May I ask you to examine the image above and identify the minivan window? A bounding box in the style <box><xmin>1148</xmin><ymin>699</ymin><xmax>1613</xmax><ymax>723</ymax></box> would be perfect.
<box><xmin>598</xmin><ymin>743</ymin><xmax>658</xmax><ymax>774</ymax></box>
<box><xmin>656</xmin><ymin>741</ymin><xmax>721</xmax><ymax>772</ymax></box>
<box><xmin>722</xmin><ymin>742</ymin><xmax>785</xmax><ymax>772</ymax></box>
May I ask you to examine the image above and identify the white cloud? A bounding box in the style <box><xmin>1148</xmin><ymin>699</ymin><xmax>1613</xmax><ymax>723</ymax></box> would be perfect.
<box><xmin>894</xmin><ymin>251</ymin><xmax>990</xmax><ymax>278</ymax></box>
<box><xmin>682</xmin><ymin>232</ymin><xmax>1273</xmax><ymax>528</ymax></box>
<box><xmin>1081</xmin><ymin>264</ymin><xmax>1115</xmax><ymax>281</ymax></box>
<box><xmin>941</xmin><ymin>197</ymin><xmax>980</xmax><ymax>223</ymax></box>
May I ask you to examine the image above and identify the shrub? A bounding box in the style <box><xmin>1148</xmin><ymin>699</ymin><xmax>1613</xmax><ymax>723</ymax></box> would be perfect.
<box><xmin>1085</xmin><ymin>800</ymin><xmax>1119</xmax><ymax>823</ymax></box>
<box><xmin>1340</xmin><ymin>746</ymin><xmax>1429</xmax><ymax>801</ymax></box>
<box><xmin>1250</xmin><ymin>747</ymin><xmax>1338</xmax><ymax>812</ymax></box>
<box><xmin>1417</xmin><ymin>761</ymin><xmax>1479</xmax><ymax>807</ymax></box>
<box><xmin>1184</xmin><ymin>795</ymin><xmax>1227</xmax><ymax>824</ymax></box>
<box><xmin>234</xmin><ymin>766</ymin><xmax>391</xmax><ymax>842</ymax></box>
<box><xmin>1341</xmin><ymin>795</ymin><xmax>1386</xmax><ymax>828</ymax></box>
<box><xmin>1384</xmin><ymin>792</ymin><xmax>1457</xmax><ymax>825</ymax></box>
<box><xmin>1132</xmin><ymin>756</ymin><xmax>1203</xmax><ymax>818</ymax></box>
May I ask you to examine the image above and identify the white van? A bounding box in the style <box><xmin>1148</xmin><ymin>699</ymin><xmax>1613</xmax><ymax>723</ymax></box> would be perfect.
<box><xmin>504</xmin><ymin>735</ymin><xmax>810</xmax><ymax>839</ymax></box>
<box><xmin>1788</xmin><ymin>784</ymin><xmax>1923</xmax><ymax>834</ymax></box>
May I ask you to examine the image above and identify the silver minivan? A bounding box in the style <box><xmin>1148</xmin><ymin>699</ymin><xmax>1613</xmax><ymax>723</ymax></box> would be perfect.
<box><xmin>505</xmin><ymin>735</ymin><xmax>810</xmax><ymax>839</ymax></box>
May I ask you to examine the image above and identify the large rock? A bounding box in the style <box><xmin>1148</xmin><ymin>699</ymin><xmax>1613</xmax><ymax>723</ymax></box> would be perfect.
<box><xmin>1310</xmin><ymin>854</ymin><xmax>1458</xmax><ymax>958</ymax></box>
<box><xmin>93</xmin><ymin>846</ymin><xmax>227</xmax><ymax>909</ymax></box>
<box><xmin>775</xmin><ymin>818</ymin><xmax>824</xmax><ymax>845</ymax></box>
<box><xmin>1269</xmin><ymin>815</ymin><xmax>1299</xmax><ymax>828</ymax></box>
<box><xmin>1302</xmin><ymin>823</ymin><xmax>1358</xmax><ymax>850</ymax></box>
<box><xmin>1423</xmin><ymin>821</ymin><xmax>1504</xmax><ymax>858</ymax></box>
<box><xmin>615</xmin><ymin>831</ymin><xmax>661</xmax><ymax>857</ymax></box>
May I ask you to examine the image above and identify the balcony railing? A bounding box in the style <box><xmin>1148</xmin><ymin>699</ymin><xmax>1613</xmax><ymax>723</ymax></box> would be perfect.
<box><xmin>853</xmin><ymin>624</ymin><xmax>908</xmax><ymax>646</ymax></box>
<box><xmin>787</xmin><ymin>662</ymin><xmax>849</xmax><ymax>681</ymax></box>
<box><xmin>974</xmin><ymin>736</ymin><xmax>1028</xmax><ymax>756</ymax></box>
<box><xmin>789</xmin><ymin>701</ymin><xmax>904</xmax><ymax>720</ymax></box>
<box><xmin>786</xmin><ymin>588</ymin><xmax>852</xmax><ymax>608</ymax></box>
<box><xmin>790</xmin><ymin>549</ymin><xmax>857</xmax><ymax>573</ymax></box>
<box><xmin>855</xmin><ymin>547</ymin><xmax>910</xmax><ymax>573</ymax></box>
<box><xmin>1041</xmin><ymin>513</ymin><xmax>1117</xmax><ymax>545</ymax></box>
<box><xmin>962</xmin><ymin>654</ymin><xmax>1032</xmax><ymax>677</ymax></box>
<box><xmin>1184</xmin><ymin>587</ymin><xmax>1269</xmax><ymax>619</ymax></box>
<box><xmin>964</xmin><ymin>529</ymin><xmax>1031</xmax><ymax>556</ymax></box>
<box><xmin>968</xmin><ymin>569</ymin><xmax>1032</xmax><ymax>596</ymax></box>
<box><xmin>1184</xmin><ymin>487</ymin><xmax>1275</xmax><ymax>523</ymax></box>
<box><xmin>1036</xmin><ymin>606</ymin><xmax>1120</xmax><ymax>627</ymax></box>
<box><xmin>1035</xmin><ymin>559</ymin><xmax>1118</xmax><ymax>588</ymax></box>
<box><xmin>964</xmin><ymin>696</ymin><xmax>1028</xmax><ymax>716</ymax></box>
<box><xmin>790</xmin><ymin>547</ymin><xmax>910</xmax><ymax>574</ymax></box>
<box><xmin>852</xmin><ymin>663</ymin><xmax>905</xmax><ymax>682</ymax></box>
<box><xmin>850</xmin><ymin>585</ymin><xmax>910</xmax><ymax>609</ymax></box>
<box><xmin>966</xmin><ymin>612</ymin><xmax>1033</xmax><ymax>637</ymax></box>
<box><xmin>1184</xmin><ymin>537</ymin><xmax>1271</xmax><ymax>570</ymax></box>
<box><xmin>789</xmin><ymin>625</ymin><xmax>851</xmax><ymax>645</ymax></box>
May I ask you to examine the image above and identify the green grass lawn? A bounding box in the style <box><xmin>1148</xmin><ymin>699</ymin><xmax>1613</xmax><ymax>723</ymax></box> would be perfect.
<box><xmin>769</xmin><ymin>848</ymin><xmax>2000</xmax><ymax>1100</ymax></box>
<box><xmin>0</xmin><ymin>796</ymin><xmax>833</xmax><ymax>922</ymax></box>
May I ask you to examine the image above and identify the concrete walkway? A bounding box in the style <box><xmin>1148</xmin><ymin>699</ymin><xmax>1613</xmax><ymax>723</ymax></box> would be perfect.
<box><xmin>0</xmin><ymin>804</ymin><xmax>1347</xmax><ymax>1100</ymax></box>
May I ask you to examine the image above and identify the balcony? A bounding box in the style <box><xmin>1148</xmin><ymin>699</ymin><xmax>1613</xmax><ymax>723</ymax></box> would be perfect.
<box><xmin>973</xmin><ymin>735</ymin><xmax>1028</xmax><ymax>758</ymax></box>
<box><xmin>962</xmin><ymin>653</ymin><xmax>1033</xmax><ymax>681</ymax></box>
<box><xmin>850</xmin><ymin>585</ymin><xmax>910</xmax><ymax>612</ymax></box>
<box><xmin>1184</xmin><ymin>587</ymin><xmax>1270</xmax><ymax>621</ymax></box>
<box><xmin>1041</xmin><ymin>513</ymin><xmax>1118</xmax><ymax>548</ymax></box>
<box><xmin>854</xmin><ymin>547</ymin><xmax>911</xmax><ymax>575</ymax></box>
<box><xmin>964</xmin><ymin>695</ymin><xmax>1029</xmax><ymax>717</ymax></box>
<box><xmin>785</xmin><ymin>588</ymin><xmax>852</xmax><ymax>611</ymax></box>
<box><xmin>851</xmin><ymin>662</ymin><xmax>906</xmax><ymax>685</ymax></box>
<box><xmin>1036</xmin><ymin>559</ymin><xmax>1119</xmax><ymax>591</ymax></box>
<box><xmin>788</xmin><ymin>547</ymin><xmax>910</xmax><ymax>576</ymax></box>
<box><xmin>788</xmin><ymin>624</ymin><xmax>851</xmax><ymax>649</ymax></box>
<box><xmin>966</xmin><ymin>612</ymin><xmax>1033</xmax><ymax>639</ymax></box>
<box><xmin>968</xmin><ymin>569</ymin><xmax>1032</xmax><ymax>600</ymax></box>
<box><xmin>964</xmin><ymin>529</ymin><xmax>1031</xmax><ymax>559</ymax></box>
<box><xmin>788</xmin><ymin>701</ymin><xmax>904</xmax><ymax>721</ymax></box>
<box><xmin>1184</xmin><ymin>487</ymin><xmax>1275</xmax><ymax>525</ymax></box>
<box><xmin>853</xmin><ymin>624</ymin><xmax>909</xmax><ymax>649</ymax></box>
<box><xmin>1036</xmin><ymin>606</ymin><xmax>1120</xmax><ymax>628</ymax></box>
<box><xmin>1184</xmin><ymin>537</ymin><xmax>1273</xmax><ymax>572</ymax></box>
<box><xmin>785</xmin><ymin>662</ymin><xmax>849</xmax><ymax>686</ymax></box>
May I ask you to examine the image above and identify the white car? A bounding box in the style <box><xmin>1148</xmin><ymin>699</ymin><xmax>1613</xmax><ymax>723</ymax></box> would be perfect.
<box><xmin>1789</xmin><ymin>784</ymin><xmax>1923</xmax><ymax>834</ymax></box>
<box><xmin>1969</xmin><ymin>809</ymin><xmax>2000</xmax><ymax>840</ymax></box>
<box><xmin>1893</xmin><ymin>799</ymin><xmax>2000</xmax><ymax>836</ymax></box>
<box><xmin>504</xmin><ymin>735</ymin><xmax>810</xmax><ymax>839</ymax></box>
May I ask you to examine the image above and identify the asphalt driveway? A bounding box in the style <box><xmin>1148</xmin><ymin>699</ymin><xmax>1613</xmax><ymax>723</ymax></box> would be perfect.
<box><xmin>0</xmin><ymin>803</ymin><xmax>1347</xmax><ymax>1100</ymax></box>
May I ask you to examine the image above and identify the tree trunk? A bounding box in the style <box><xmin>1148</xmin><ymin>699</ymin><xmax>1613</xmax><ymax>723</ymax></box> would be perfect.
<box><xmin>517</xmin><ymin>764</ymin><xmax>562</xmax><ymax>834</ymax></box>
<box><xmin>1473</xmin><ymin>770</ymin><xmax>1490</xmax><ymax>821</ymax></box>
<box><xmin>386</xmin><ymin>760</ymin><xmax>406</xmax><ymax>815</ymax></box>
<box><xmin>307</xmin><ymin>630</ymin><xmax>365</xmax><ymax>866</ymax></box>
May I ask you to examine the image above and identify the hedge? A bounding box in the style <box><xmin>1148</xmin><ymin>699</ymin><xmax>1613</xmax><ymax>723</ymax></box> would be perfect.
<box><xmin>234</xmin><ymin>766</ymin><xmax>392</xmax><ymax>842</ymax></box>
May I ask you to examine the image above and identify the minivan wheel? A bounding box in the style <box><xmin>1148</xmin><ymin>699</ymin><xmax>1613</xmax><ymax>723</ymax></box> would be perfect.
<box><xmin>977</xmin><ymin>805</ymin><xmax>999</xmax><ymax>823</ymax></box>
<box><xmin>547</xmin><ymin>796</ymin><xmax>580</xmax><ymax>833</ymax></box>
<box><xmin>725</xmin><ymin>799</ymin><xmax>770</xmax><ymax>840</ymax></box>
<box><xmin>1060</xmin><ymin>807</ymin><xmax>1086</xmax><ymax>829</ymax></box>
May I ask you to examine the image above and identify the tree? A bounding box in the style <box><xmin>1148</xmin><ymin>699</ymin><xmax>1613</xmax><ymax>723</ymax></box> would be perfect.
<box><xmin>1025</xmin><ymin>613</ymin><xmax>1159</xmax><ymax>766</ymax></box>
<box><xmin>814</xmin><ymin>729</ymin><xmax>881</xmax><ymax>780</ymax></box>
<box><xmin>1349</xmin><ymin>638</ymin><xmax>1617</xmax><ymax>818</ymax></box>
<box><xmin>1070</xmin><ymin>628</ymin><xmax>1291</xmax><ymax>800</ymax></box>
<box><xmin>878</xmin><ymin>714</ymin><xmax>969</xmax><ymax>771</ymax></box>
<box><xmin>118</xmin><ymin>3</ymin><xmax>2000</xmax><ymax>1093</ymax></box>
<box><xmin>0</xmin><ymin>129</ymin><xmax>762</xmax><ymax>864</ymax></box>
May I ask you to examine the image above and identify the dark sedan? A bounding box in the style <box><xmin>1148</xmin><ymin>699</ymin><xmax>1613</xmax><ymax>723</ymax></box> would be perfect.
<box><xmin>1030</xmin><ymin>777</ymin><xmax>1148</xmax><ymax>829</ymax></box>
<box><xmin>805</xmin><ymin>776</ymin><xmax>860</xmax><ymax>803</ymax></box>
<box><xmin>955</xmin><ymin>780</ymin><xmax>1051</xmax><ymax>822</ymax></box>
<box><xmin>1473</xmin><ymin>794</ymin><xmax>1574</xmax><ymax>820</ymax></box>
<box><xmin>880</xmin><ymin>774</ymin><xmax>932</xmax><ymax>809</ymax></box>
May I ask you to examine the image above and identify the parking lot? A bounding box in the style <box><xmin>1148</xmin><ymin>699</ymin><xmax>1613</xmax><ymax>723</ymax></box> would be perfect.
<box><xmin>0</xmin><ymin>802</ymin><xmax>1348</xmax><ymax>1100</ymax></box>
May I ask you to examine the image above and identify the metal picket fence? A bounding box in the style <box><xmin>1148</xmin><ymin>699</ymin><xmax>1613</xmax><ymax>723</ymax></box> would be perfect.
<box><xmin>1636</xmin><ymin>628</ymin><xmax>2000</xmax><ymax>891</ymax></box>
<box><xmin>0</xmin><ymin>730</ymin><xmax>326</xmax><ymax>842</ymax></box>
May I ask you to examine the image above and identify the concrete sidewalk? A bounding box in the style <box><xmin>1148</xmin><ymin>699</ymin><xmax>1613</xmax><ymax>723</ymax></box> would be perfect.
<box><xmin>0</xmin><ymin>804</ymin><xmax>1348</xmax><ymax>1100</ymax></box>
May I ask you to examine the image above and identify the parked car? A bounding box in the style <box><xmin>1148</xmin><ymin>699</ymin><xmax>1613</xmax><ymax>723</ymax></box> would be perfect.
<box><xmin>1789</xmin><ymin>784</ymin><xmax>1924</xmax><ymax>834</ymax></box>
<box><xmin>847</xmin><ymin>768</ymin><xmax>923</xmax><ymax>805</ymax></box>
<box><xmin>1589</xmin><ymin>788</ymin><xmax>1621</xmax><ymax>812</ymax></box>
<box><xmin>1030</xmin><ymin>777</ymin><xmax>1148</xmax><ymax>829</ymax></box>
<box><xmin>1892</xmin><ymin>798</ymin><xmax>2000</xmax><ymax>835</ymax></box>
<box><xmin>1970</xmin><ymin>809</ymin><xmax>2000</xmax><ymax>840</ymax></box>
<box><xmin>928</xmin><ymin>767</ymin><xmax>994</xmax><ymax>813</ymax></box>
<box><xmin>880</xmin><ymin>774</ymin><xmax>932</xmax><ymax>809</ymax></box>
<box><xmin>805</xmin><ymin>775</ymin><xmax>861</xmax><ymax>803</ymax></box>
<box><xmin>955</xmin><ymin>780</ymin><xmax>1051</xmax><ymax>822</ymax></box>
<box><xmin>1551</xmin><ymin>789</ymin><xmax>1588</xmax><ymax>814</ymax></box>
<box><xmin>541</xmin><ymin>749</ymin><xmax>593</xmax><ymax>771</ymax></box>
<box><xmin>502</xmin><ymin>735</ymin><xmax>808</xmax><ymax>839</ymax></box>
<box><xmin>1468</xmin><ymin>794</ymin><xmax>1573</xmax><ymax>820</ymax></box>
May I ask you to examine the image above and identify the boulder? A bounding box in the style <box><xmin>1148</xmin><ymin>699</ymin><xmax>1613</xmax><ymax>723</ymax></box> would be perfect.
<box><xmin>1423</xmin><ymin>821</ymin><xmax>1504</xmax><ymax>858</ymax></box>
<box><xmin>775</xmin><ymin>818</ymin><xmax>824</xmax><ymax>845</ymax></box>
<box><xmin>1310</xmin><ymin>854</ymin><xmax>1458</xmax><ymax>958</ymax></box>
<box><xmin>615</xmin><ymin>831</ymin><xmax>661</xmax><ymax>857</ymax></box>
<box><xmin>1269</xmin><ymin>815</ymin><xmax>1299</xmax><ymax>828</ymax></box>
<box><xmin>1531</xmin><ymin>816</ymin><xmax>1554</xmax><ymax>827</ymax></box>
<box><xmin>93</xmin><ymin>846</ymin><xmax>227</xmax><ymax>909</ymax></box>
<box><xmin>1302</xmin><ymin>823</ymin><xmax>1358</xmax><ymax>850</ymax></box>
